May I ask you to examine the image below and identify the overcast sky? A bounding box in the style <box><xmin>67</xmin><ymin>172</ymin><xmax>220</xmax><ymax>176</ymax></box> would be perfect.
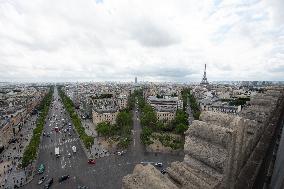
<box><xmin>0</xmin><ymin>0</ymin><xmax>283</xmax><ymax>82</ymax></box>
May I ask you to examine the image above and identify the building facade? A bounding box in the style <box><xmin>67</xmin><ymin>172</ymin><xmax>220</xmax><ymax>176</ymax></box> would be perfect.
<box><xmin>92</xmin><ymin>109</ymin><xmax>118</xmax><ymax>125</ymax></box>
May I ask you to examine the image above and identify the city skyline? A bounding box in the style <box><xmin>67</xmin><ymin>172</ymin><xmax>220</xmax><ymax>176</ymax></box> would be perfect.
<box><xmin>0</xmin><ymin>0</ymin><xmax>283</xmax><ymax>82</ymax></box>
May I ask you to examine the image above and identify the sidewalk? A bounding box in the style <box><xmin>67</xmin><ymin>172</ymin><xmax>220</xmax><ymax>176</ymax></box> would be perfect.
<box><xmin>0</xmin><ymin>114</ymin><xmax>38</xmax><ymax>189</ymax></box>
<box><xmin>80</xmin><ymin>119</ymin><xmax>110</xmax><ymax>159</ymax></box>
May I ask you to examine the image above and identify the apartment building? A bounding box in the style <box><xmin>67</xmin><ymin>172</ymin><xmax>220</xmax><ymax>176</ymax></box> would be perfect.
<box><xmin>147</xmin><ymin>96</ymin><xmax>182</xmax><ymax>124</ymax></box>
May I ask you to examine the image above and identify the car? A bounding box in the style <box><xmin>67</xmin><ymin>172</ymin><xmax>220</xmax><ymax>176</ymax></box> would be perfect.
<box><xmin>160</xmin><ymin>169</ymin><xmax>167</xmax><ymax>174</ymax></box>
<box><xmin>54</xmin><ymin>127</ymin><xmax>59</xmax><ymax>132</ymax></box>
<box><xmin>88</xmin><ymin>159</ymin><xmax>96</xmax><ymax>165</ymax></box>
<box><xmin>58</xmin><ymin>175</ymin><xmax>70</xmax><ymax>182</ymax></box>
<box><xmin>38</xmin><ymin>164</ymin><xmax>45</xmax><ymax>174</ymax></box>
<box><xmin>117</xmin><ymin>152</ymin><xmax>122</xmax><ymax>156</ymax></box>
<box><xmin>8</xmin><ymin>138</ymin><xmax>18</xmax><ymax>144</ymax></box>
<box><xmin>78</xmin><ymin>186</ymin><xmax>88</xmax><ymax>189</ymax></box>
<box><xmin>38</xmin><ymin>176</ymin><xmax>46</xmax><ymax>185</ymax></box>
<box><xmin>155</xmin><ymin>162</ymin><xmax>163</xmax><ymax>167</ymax></box>
<box><xmin>55</xmin><ymin>147</ymin><xmax>60</xmax><ymax>157</ymax></box>
<box><xmin>68</xmin><ymin>153</ymin><xmax>71</xmax><ymax>158</ymax></box>
<box><xmin>72</xmin><ymin>146</ymin><xmax>76</xmax><ymax>153</ymax></box>
<box><xmin>64</xmin><ymin>129</ymin><xmax>67</xmax><ymax>133</ymax></box>
<box><xmin>44</xmin><ymin>178</ymin><xmax>53</xmax><ymax>189</ymax></box>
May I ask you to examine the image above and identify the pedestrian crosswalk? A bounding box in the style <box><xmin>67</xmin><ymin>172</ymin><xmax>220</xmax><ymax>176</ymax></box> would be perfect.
<box><xmin>39</xmin><ymin>138</ymin><xmax>79</xmax><ymax>150</ymax></box>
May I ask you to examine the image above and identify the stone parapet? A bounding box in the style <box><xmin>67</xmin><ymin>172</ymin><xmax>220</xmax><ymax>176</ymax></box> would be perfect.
<box><xmin>185</xmin><ymin>120</ymin><xmax>232</xmax><ymax>148</ymax></box>
<box><xmin>122</xmin><ymin>88</ymin><xmax>284</xmax><ymax>189</ymax></box>
<box><xmin>199</xmin><ymin>111</ymin><xmax>235</xmax><ymax>128</ymax></box>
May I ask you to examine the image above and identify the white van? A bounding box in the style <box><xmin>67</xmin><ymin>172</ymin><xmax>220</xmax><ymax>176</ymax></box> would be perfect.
<box><xmin>55</xmin><ymin>147</ymin><xmax>60</xmax><ymax>157</ymax></box>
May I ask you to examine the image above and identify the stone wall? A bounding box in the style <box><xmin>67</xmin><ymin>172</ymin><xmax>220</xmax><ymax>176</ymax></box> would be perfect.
<box><xmin>122</xmin><ymin>87</ymin><xmax>284</xmax><ymax>189</ymax></box>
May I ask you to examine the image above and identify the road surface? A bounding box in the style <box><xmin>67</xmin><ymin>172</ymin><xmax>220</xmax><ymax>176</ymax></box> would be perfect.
<box><xmin>24</xmin><ymin>89</ymin><xmax>183</xmax><ymax>189</ymax></box>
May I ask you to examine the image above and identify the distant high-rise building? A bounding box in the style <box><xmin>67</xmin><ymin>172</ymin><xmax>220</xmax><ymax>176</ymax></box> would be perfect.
<box><xmin>135</xmin><ymin>77</ymin><xmax>137</xmax><ymax>84</ymax></box>
<box><xmin>200</xmin><ymin>64</ymin><xmax>209</xmax><ymax>85</ymax></box>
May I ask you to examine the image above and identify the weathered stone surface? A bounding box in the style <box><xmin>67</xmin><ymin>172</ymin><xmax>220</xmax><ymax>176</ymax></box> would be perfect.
<box><xmin>122</xmin><ymin>88</ymin><xmax>284</xmax><ymax>189</ymax></box>
<box><xmin>185</xmin><ymin>120</ymin><xmax>232</xmax><ymax>148</ymax></box>
<box><xmin>199</xmin><ymin>111</ymin><xmax>235</xmax><ymax>128</ymax></box>
<box><xmin>183</xmin><ymin>155</ymin><xmax>223</xmax><ymax>181</ymax></box>
<box><xmin>184</xmin><ymin>136</ymin><xmax>228</xmax><ymax>173</ymax></box>
<box><xmin>122</xmin><ymin>164</ymin><xmax>178</xmax><ymax>189</ymax></box>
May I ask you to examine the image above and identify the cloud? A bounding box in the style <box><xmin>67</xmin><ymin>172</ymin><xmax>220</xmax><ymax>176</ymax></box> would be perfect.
<box><xmin>129</xmin><ymin>18</ymin><xmax>180</xmax><ymax>47</ymax></box>
<box><xmin>0</xmin><ymin>0</ymin><xmax>283</xmax><ymax>82</ymax></box>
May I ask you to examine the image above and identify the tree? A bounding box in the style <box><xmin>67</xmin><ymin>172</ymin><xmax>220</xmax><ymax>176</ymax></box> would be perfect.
<box><xmin>116</xmin><ymin>111</ymin><xmax>132</xmax><ymax>128</ymax></box>
<box><xmin>175</xmin><ymin>123</ymin><xmax>188</xmax><ymax>134</ymax></box>
<box><xmin>140</xmin><ymin>127</ymin><xmax>153</xmax><ymax>145</ymax></box>
<box><xmin>140</xmin><ymin>105</ymin><xmax>157</xmax><ymax>128</ymax></box>
<box><xmin>96</xmin><ymin>122</ymin><xmax>110</xmax><ymax>136</ymax></box>
<box><xmin>175</xmin><ymin>110</ymin><xmax>188</xmax><ymax>125</ymax></box>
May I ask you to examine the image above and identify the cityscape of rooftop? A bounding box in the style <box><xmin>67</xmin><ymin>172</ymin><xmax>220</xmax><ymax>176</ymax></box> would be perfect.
<box><xmin>1</xmin><ymin>1</ymin><xmax>284</xmax><ymax>189</ymax></box>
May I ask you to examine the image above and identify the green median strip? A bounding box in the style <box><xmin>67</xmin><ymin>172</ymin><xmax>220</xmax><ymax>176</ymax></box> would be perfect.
<box><xmin>58</xmin><ymin>87</ymin><xmax>94</xmax><ymax>150</ymax></box>
<box><xmin>21</xmin><ymin>87</ymin><xmax>53</xmax><ymax>168</ymax></box>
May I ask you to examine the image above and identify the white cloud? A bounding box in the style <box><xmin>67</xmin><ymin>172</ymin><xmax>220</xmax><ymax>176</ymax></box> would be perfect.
<box><xmin>0</xmin><ymin>0</ymin><xmax>283</xmax><ymax>82</ymax></box>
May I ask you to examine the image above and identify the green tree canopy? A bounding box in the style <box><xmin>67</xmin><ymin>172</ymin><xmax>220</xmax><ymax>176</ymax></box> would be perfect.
<box><xmin>175</xmin><ymin>123</ymin><xmax>188</xmax><ymax>134</ymax></box>
<box><xmin>96</xmin><ymin>121</ymin><xmax>111</xmax><ymax>136</ymax></box>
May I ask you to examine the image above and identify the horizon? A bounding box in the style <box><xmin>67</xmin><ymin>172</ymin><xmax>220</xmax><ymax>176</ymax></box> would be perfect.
<box><xmin>0</xmin><ymin>0</ymin><xmax>283</xmax><ymax>82</ymax></box>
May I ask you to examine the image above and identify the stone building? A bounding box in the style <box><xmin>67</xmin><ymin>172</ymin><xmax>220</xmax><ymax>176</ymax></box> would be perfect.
<box><xmin>92</xmin><ymin>98</ymin><xmax>119</xmax><ymax>125</ymax></box>
<box><xmin>0</xmin><ymin>120</ymin><xmax>14</xmax><ymax>150</ymax></box>
<box><xmin>201</xmin><ymin>104</ymin><xmax>242</xmax><ymax>114</ymax></box>
<box><xmin>156</xmin><ymin>110</ymin><xmax>176</xmax><ymax>124</ymax></box>
<box><xmin>92</xmin><ymin>109</ymin><xmax>118</xmax><ymax>125</ymax></box>
<box><xmin>147</xmin><ymin>96</ymin><xmax>183</xmax><ymax>124</ymax></box>
<box><xmin>117</xmin><ymin>94</ymin><xmax>128</xmax><ymax>110</ymax></box>
<box><xmin>122</xmin><ymin>87</ymin><xmax>284</xmax><ymax>189</ymax></box>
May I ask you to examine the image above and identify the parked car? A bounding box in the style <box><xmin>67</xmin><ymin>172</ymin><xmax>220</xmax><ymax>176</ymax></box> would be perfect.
<box><xmin>44</xmin><ymin>178</ymin><xmax>53</xmax><ymax>189</ymax></box>
<box><xmin>155</xmin><ymin>162</ymin><xmax>163</xmax><ymax>167</ymax></box>
<box><xmin>78</xmin><ymin>186</ymin><xmax>88</xmax><ymax>189</ymax></box>
<box><xmin>160</xmin><ymin>169</ymin><xmax>167</xmax><ymax>174</ymax></box>
<box><xmin>38</xmin><ymin>176</ymin><xmax>46</xmax><ymax>185</ymax></box>
<box><xmin>88</xmin><ymin>159</ymin><xmax>96</xmax><ymax>165</ymax></box>
<box><xmin>38</xmin><ymin>164</ymin><xmax>45</xmax><ymax>174</ymax></box>
<box><xmin>72</xmin><ymin>146</ymin><xmax>76</xmax><ymax>153</ymax></box>
<box><xmin>58</xmin><ymin>175</ymin><xmax>70</xmax><ymax>183</ymax></box>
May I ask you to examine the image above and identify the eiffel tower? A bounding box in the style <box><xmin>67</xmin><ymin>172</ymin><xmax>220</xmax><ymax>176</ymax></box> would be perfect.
<box><xmin>200</xmin><ymin>64</ymin><xmax>209</xmax><ymax>85</ymax></box>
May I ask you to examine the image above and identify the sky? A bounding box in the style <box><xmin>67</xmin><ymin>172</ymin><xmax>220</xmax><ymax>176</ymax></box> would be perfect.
<box><xmin>0</xmin><ymin>0</ymin><xmax>283</xmax><ymax>82</ymax></box>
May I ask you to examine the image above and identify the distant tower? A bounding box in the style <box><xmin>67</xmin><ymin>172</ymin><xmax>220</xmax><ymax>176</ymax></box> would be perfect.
<box><xmin>200</xmin><ymin>64</ymin><xmax>209</xmax><ymax>85</ymax></box>
<box><xmin>135</xmin><ymin>77</ymin><xmax>137</xmax><ymax>84</ymax></box>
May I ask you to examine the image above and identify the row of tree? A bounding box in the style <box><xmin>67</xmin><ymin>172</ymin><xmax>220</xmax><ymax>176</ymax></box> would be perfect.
<box><xmin>58</xmin><ymin>87</ymin><xmax>94</xmax><ymax>149</ymax></box>
<box><xmin>181</xmin><ymin>88</ymin><xmax>201</xmax><ymax>120</ymax></box>
<box><xmin>21</xmin><ymin>87</ymin><xmax>53</xmax><ymax>168</ymax></box>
